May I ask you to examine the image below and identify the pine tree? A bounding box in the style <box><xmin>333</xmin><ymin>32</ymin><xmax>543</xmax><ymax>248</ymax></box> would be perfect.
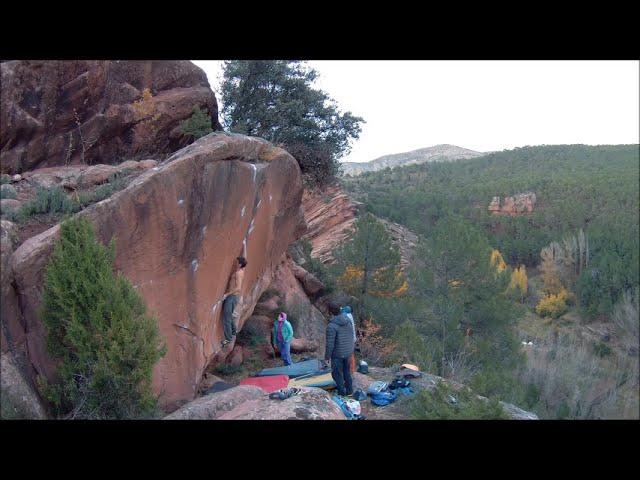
<box><xmin>220</xmin><ymin>60</ymin><xmax>364</xmax><ymax>185</ymax></box>
<box><xmin>40</xmin><ymin>218</ymin><xmax>166</xmax><ymax>419</ymax></box>
<box><xmin>336</xmin><ymin>213</ymin><xmax>406</xmax><ymax>300</ymax></box>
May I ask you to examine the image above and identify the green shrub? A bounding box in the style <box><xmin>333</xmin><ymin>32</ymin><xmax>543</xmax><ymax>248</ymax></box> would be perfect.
<box><xmin>593</xmin><ymin>341</ymin><xmax>613</xmax><ymax>358</ymax></box>
<box><xmin>78</xmin><ymin>171</ymin><xmax>129</xmax><ymax>206</ymax></box>
<box><xmin>21</xmin><ymin>186</ymin><xmax>80</xmax><ymax>218</ymax></box>
<box><xmin>213</xmin><ymin>363</ymin><xmax>243</xmax><ymax>376</ymax></box>
<box><xmin>180</xmin><ymin>107</ymin><xmax>213</xmax><ymax>139</ymax></box>
<box><xmin>410</xmin><ymin>382</ymin><xmax>509</xmax><ymax>420</ymax></box>
<box><xmin>0</xmin><ymin>184</ymin><xmax>17</xmax><ymax>199</ymax></box>
<box><xmin>39</xmin><ymin>217</ymin><xmax>166</xmax><ymax>419</ymax></box>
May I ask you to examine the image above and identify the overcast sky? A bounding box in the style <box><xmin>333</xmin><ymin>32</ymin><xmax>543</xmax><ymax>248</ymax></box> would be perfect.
<box><xmin>192</xmin><ymin>60</ymin><xmax>639</xmax><ymax>164</ymax></box>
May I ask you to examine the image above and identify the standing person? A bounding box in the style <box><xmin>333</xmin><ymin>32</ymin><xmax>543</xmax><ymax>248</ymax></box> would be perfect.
<box><xmin>272</xmin><ymin>312</ymin><xmax>294</xmax><ymax>366</ymax></box>
<box><xmin>324</xmin><ymin>302</ymin><xmax>355</xmax><ymax>396</ymax></box>
<box><xmin>221</xmin><ymin>256</ymin><xmax>247</xmax><ymax>347</ymax></box>
<box><xmin>341</xmin><ymin>305</ymin><xmax>357</xmax><ymax>373</ymax></box>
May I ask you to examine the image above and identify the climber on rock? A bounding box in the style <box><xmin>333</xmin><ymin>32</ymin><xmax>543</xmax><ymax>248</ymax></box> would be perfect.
<box><xmin>221</xmin><ymin>256</ymin><xmax>247</xmax><ymax>347</ymax></box>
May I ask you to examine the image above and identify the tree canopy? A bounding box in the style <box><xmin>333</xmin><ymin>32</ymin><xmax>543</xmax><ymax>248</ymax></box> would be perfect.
<box><xmin>220</xmin><ymin>60</ymin><xmax>364</xmax><ymax>185</ymax></box>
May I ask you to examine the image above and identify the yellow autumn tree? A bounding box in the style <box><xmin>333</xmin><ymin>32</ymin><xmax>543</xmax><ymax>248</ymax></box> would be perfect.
<box><xmin>132</xmin><ymin>88</ymin><xmax>155</xmax><ymax>120</ymax></box>
<box><xmin>508</xmin><ymin>265</ymin><xmax>528</xmax><ymax>302</ymax></box>
<box><xmin>490</xmin><ymin>249</ymin><xmax>507</xmax><ymax>274</ymax></box>
<box><xmin>337</xmin><ymin>265</ymin><xmax>408</xmax><ymax>299</ymax></box>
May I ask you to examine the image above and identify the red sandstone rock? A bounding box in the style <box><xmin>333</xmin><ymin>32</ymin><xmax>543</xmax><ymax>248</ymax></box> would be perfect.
<box><xmin>1</xmin><ymin>61</ymin><xmax>221</xmax><ymax>174</ymax></box>
<box><xmin>267</xmin><ymin>255</ymin><xmax>327</xmax><ymax>353</ymax></box>
<box><xmin>301</xmin><ymin>185</ymin><xmax>362</xmax><ymax>264</ymax></box>
<box><xmin>3</xmin><ymin>132</ymin><xmax>305</xmax><ymax>412</ymax></box>
<box><xmin>291</xmin><ymin>263</ymin><xmax>325</xmax><ymax>296</ymax></box>
<box><xmin>226</xmin><ymin>345</ymin><xmax>244</xmax><ymax>366</ymax></box>
<box><xmin>290</xmin><ymin>337</ymin><xmax>318</xmax><ymax>353</ymax></box>
<box><xmin>164</xmin><ymin>385</ymin><xmax>264</xmax><ymax>420</ymax></box>
<box><xmin>217</xmin><ymin>387</ymin><xmax>345</xmax><ymax>420</ymax></box>
<box><xmin>488</xmin><ymin>192</ymin><xmax>536</xmax><ymax>216</ymax></box>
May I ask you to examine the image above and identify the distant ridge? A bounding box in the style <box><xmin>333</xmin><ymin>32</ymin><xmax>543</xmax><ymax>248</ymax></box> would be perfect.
<box><xmin>341</xmin><ymin>144</ymin><xmax>485</xmax><ymax>176</ymax></box>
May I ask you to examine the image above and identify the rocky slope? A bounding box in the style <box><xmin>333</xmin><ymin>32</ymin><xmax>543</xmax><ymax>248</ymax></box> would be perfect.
<box><xmin>164</xmin><ymin>365</ymin><xmax>538</xmax><ymax>420</ymax></box>
<box><xmin>301</xmin><ymin>184</ymin><xmax>417</xmax><ymax>268</ymax></box>
<box><xmin>341</xmin><ymin>144</ymin><xmax>485</xmax><ymax>176</ymax></box>
<box><xmin>1</xmin><ymin>132</ymin><xmax>305</xmax><ymax>412</ymax></box>
<box><xmin>1</xmin><ymin>60</ymin><xmax>221</xmax><ymax>174</ymax></box>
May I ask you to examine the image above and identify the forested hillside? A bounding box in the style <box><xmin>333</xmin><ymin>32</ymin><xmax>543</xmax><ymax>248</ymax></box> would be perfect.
<box><xmin>337</xmin><ymin>144</ymin><xmax>639</xmax><ymax>418</ymax></box>
<box><xmin>344</xmin><ymin>145</ymin><xmax>639</xmax><ymax>318</ymax></box>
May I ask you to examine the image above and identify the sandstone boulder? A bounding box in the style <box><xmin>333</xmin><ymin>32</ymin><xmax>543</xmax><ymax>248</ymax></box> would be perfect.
<box><xmin>290</xmin><ymin>338</ymin><xmax>318</xmax><ymax>353</ymax></box>
<box><xmin>1</xmin><ymin>199</ymin><xmax>21</xmax><ymax>214</ymax></box>
<box><xmin>164</xmin><ymin>385</ymin><xmax>263</xmax><ymax>420</ymax></box>
<box><xmin>217</xmin><ymin>387</ymin><xmax>345</xmax><ymax>420</ymax></box>
<box><xmin>291</xmin><ymin>263</ymin><xmax>324</xmax><ymax>296</ymax></box>
<box><xmin>267</xmin><ymin>255</ymin><xmax>327</xmax><ymax>353</ymax></box>
<box><xmin>0</xmin><ymin>352</ymin><xmax>47</xmax><ymax>419</ymax></box>
<box><xmin>4</xmin><ymin>132</ymin><xmax>305</xmax><ymax>412</ymax></box>
<box><xmin>226</xmin><ymin>345</ymin><xmax>244</xmax><ymax>366</ymax></box>
<box><xmin>198</xmin><ymin>372</ymin><xmax>224</xmax><ymax>392</ymax></box>
<box><xmin>1</xmin><ymin>60</ymin><xmax>221</xmax><ymax>174</ymax></box>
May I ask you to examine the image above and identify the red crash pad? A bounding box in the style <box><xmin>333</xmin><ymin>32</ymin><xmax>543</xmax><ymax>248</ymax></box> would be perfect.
<box><xmin>239</xmin><ymin>374</ymin><xmax>289</xmax><ymax>393</ymax></box>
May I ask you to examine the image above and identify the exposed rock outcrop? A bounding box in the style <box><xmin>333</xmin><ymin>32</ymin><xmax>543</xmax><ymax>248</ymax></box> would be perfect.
<box><xmin>164</xmin><ymin>385</ymin><xmax>264</xmax><ymax>420</ymax></box>
<box><xmin>1</xmin><ymin>132</ymin><xmax>305</xmax><ymax>412</ymax></box>
<box><xmin>489</xmin><ymin>192</ymin><xmax>536</xmax><ymax>215</ymax></box>
<box><xmin>352</xmin><ymin>366</ymin><xmax>538</xmax><ymax>420</ymax></box>
<box><xmin>301</xmin><ymin>184</ymin><xmax>417</xmax><ymax>269</ymax></box>
<box><xmin>217</xmin><ymin>387</ymin><xmax>345</xmax><ymax>420</ymax></box>
<box><xmin>0</xmin><ymin>351</ymin><xmax>47</xmax><ymax>419</ymax></box>
<box><xmin>301</xmin><ymin>184</ymin><xmax>363</xmax><ymax>264</ymax></box>
<box><xmin>1</xmin><ymin>60</ymin><xmax>221</xmax><ymax>174</ymax></box>
<box><xmin>262</xmin><ymin>255</ymin><xmax>327</xmax><ymax>354</ymax></box>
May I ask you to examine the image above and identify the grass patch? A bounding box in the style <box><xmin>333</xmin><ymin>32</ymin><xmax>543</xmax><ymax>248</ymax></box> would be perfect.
<box><xmin>410</xmin><ymin>382</ymin><xmax>509</xmax><ymax>420</ymax></box>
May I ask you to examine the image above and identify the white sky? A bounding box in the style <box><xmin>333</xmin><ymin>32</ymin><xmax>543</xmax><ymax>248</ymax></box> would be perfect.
<box><xmin>192</xmin><ymin>60</ymin><xmax>640</xmax><ymax>163</ymax></box>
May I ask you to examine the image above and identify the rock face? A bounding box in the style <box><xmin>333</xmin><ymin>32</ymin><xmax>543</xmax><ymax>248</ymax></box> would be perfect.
<box><xmin>1</xmin><ymin>60</ymin><xmax>221</xmax><ymax>174</ymax></box>
<box><xmin>264</xmin><ymin>255</ymin><xmax>327</xmax><ymax>353</ymax></box>
<box><xmin>301</xmin><ymin>184</ymin><xmax>363</xmax><ymax>264</ymax></box>
<box><xmin>489</xmin><ymin>192</ymin><xmax>536</xmax><ymax>215</ymax></box>
<box><xmin>0</xmin><ymin>351</ymin><xmax>48</xmax><ymax>419</ymax></box>
<box><xmin>164</xmin><ymin>385</ymin><xmax>264</xmax><ymax>420</ymax></box>
<box><xmin>217</xmin><ymin>387</ymin><xmax>345</xmax><ymax>420</ymax></box>
<box><xmin>1</xmin><ymin>132</ymin><xmax>305</xmax><ymax>412</ymax></box>
<box><xmin>301</xmin><ymin>184</ymin><xmax>417</xmax><ymax>269</ymax></box>
<box><xmin>377</xmin><ymin>217</ymin><xmax>419</xmax><ymax>271</ymax></box>
<box><xmin>341</xmin><ymin>144</ymin><xmax>485</xmax><ymax>176</ymax></box>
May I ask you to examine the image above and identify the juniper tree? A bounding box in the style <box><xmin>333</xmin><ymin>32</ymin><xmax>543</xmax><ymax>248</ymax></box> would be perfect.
<box><xmin>40</xmin><ymin>217</ymin><xmax>166</xmax><ymax>419</ymax></box>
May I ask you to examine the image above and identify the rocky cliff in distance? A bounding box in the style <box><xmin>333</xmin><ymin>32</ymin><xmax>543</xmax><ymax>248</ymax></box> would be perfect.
<box><xmin>301</xmin><ymin>184</ymin><xmax>417</xmax><ymax>269</ymax></box>
<box><xmin>0</xmin><ymin>60</ymin><xmax>221</xmax><ymax>174</ymax></box>
<box><xmin>1</xmin><ymin>132</ymin><xmax>305</xmax><ymax>412</ymax></box>
<box><xmin>341</xmin><ymin>144</ymin><xmax>485</xmax><ymax>176</ymax></box>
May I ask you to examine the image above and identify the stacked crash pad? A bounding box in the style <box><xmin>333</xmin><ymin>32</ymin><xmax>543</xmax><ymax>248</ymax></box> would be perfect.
<box><xmin>288</xmin><ymin>372</ymin><xmax>336</xmax><ymax>390</ymax></box>
<box><xmin>239</xmin><ymin>375</ymin><xmax>289</xmax><ymax>393</ymax></box>
<box><xmin>255</xmin><ymin>359</ymin><xmax>322</xmax><ymax>378</ymax></box>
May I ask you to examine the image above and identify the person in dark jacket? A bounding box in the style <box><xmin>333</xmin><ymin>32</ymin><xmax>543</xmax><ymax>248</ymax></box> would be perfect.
<box><xmin>323</xmin><ymin>302</ymin><xmax>355</xmax><ymax>396</ymax></box>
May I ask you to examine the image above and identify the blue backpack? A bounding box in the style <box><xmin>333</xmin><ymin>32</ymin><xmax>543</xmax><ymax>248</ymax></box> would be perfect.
<box><xmin>369</xmin><ymin>389</ymin><xmax>398</xmax><ymax>406</ymax></box>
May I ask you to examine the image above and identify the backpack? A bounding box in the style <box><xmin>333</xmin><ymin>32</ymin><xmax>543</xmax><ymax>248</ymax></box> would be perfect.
<box><xmin>367</xmin><ymin>381</ymin><xmax>388</xmax><ymax>395</ymax></box>
<box><xmin>389</xmin><ymin>378</ymin><xmax>411</xmax><ymax>390</ymax></box>
<box><xmin>369</xmin><ymin>389</ymin><xmax>398</xmax><ymax>406</ymax></box>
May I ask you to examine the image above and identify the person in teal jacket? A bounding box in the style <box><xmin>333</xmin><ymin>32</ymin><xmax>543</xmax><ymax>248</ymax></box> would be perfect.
<box><xmin>272</xmin><ymin>312</ymin><xmax>294</xmax><ymax>366</ymax></box>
